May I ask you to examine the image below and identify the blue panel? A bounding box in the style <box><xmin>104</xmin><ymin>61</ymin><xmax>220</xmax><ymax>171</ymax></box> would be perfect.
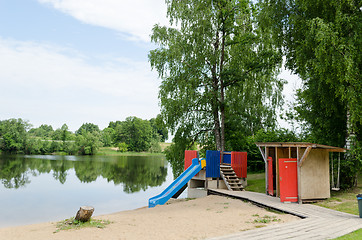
<box><xmin>223</xmin><ymin>152</ymin><xmax>231</xmax><ymax>164</ymax></box>
<box><xmin>206</xmin><ymin>150</ymin><xmax>220</xmax><ymax>178</ymax></box>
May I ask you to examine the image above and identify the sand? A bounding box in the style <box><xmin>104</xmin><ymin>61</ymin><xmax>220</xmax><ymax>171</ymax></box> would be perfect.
<box><xmin>0</xmin><ymin>195</ymin><xmax>300</xmax><ymax>240</ymax></box>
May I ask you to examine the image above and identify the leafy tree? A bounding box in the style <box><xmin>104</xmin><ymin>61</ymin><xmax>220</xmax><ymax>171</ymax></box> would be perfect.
<box><xmin>149</xmin><ymin>0</ymin><xmax>284</xmax><ymax>159</ymax></box>
<box><xmin>149</xmin><ymin>114</ymin><xmax>169</xmax><ymax>142</ymax></box>
<box><xmin>0</xmin><ymin>118</ymin><xmax>30</xmax><ymax>153</ymax></box>
<box><xmin>101</xmin><ymin>127</ymin><xmax>115</xmax><ymax>147</ymax></box>
<box><xmin>52</xmin><ymin>124</ymin><xmax>74</xmax><ymax>142</ymax></box>
<box><xmin>149</xmin><ymin>135</ymin><xmax>162</xmax><ymax>153</ymax></box>
<box><xmin>75</xmin><ymin>130</ymin><xmax>103</xmax><ymax>155</ymax></box>
<box><xmin>259</xmin><ymin>0</ymin><xmax>362</xmax><ymax>187</ymax></box>
<box><xmin>117</xmin><ymin>142</ymin><xmax>128</xmax><ymax>152</ymax></box>
<box><xmin>28</xmin><ymin>124</ymin><xmax>54</xmax><ymax>138</ymax></box>
<box><xmin>75</xmin><ymin>123</ymin><xmax>100</xmax><ymax>136</ymax></box>
<box><xmin>113</xmin><ymin>117</ymin><xmax>153</xmax><ymax>152</ymax></box>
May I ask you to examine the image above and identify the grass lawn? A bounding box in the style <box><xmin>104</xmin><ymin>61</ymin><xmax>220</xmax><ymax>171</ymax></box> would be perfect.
<box><xmin>314</xmin><ymin>174</ymin><xmax>362</xmax><ymax>216</ymax></box>
<box><xmin>96</xmin><ymin>147</ymin><xmax>165</xmax><ymax>156</ymax></box>
<box><xmin>245</xmin><ymin>172</ymin><xmax>265</xmax><ymax>193</ymax></box>
<box><xmin>245</xmin><ymin>172</ymin><xmax>362</xmax><ymax>239</ymax></box>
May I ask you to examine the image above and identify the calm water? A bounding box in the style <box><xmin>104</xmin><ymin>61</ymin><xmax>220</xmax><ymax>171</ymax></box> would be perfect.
<box><xmin>0</xmin><ymin>154</ymin><xmax>181</xmax><ymax>228</ymax></box>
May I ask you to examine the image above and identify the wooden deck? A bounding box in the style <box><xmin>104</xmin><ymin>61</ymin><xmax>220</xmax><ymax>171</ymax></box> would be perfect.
<box><xmin>207</xmin><ymin>189</ymin><xmax>362</xmax><ymax>240</ymax></box>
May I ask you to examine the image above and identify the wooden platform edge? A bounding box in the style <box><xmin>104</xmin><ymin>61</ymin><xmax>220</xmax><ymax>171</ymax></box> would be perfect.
<box><xmin>207</xmin><ymin>189</ymin><xmax>308</xmax><ymax>219</ymax></box>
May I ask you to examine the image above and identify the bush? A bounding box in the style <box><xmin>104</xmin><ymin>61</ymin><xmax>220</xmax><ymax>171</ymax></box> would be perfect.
<box><xmin>117</xmin><ymin>142</ymin><xmax>128</xmax><ymax>153</ymax></box>
<box><xmin>149</xmin><ymin>136</ymin><xmax>162</xmax><ymax>153</ymax></box>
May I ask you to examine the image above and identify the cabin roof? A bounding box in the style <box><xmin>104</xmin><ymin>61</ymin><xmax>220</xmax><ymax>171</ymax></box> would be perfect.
<box><xmin>255</xmin><ymin>142</ymin><xmax>347</xmax><ymax>152</ymax></box>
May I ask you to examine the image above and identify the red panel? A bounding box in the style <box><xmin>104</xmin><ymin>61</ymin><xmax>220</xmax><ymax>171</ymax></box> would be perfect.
<box><xmin>184</xmin><ymin>150</ymin><xmax>198</xmax><ymax>170</ymax></box>
<box><xmin>241</xmin><ymin>152</ymin><xmax>247</xmax><ymax>178</ymax></box>
<box><xmin>267</xmin><ymin>157</ymin><xmax>274</xmax><ymax>196</ymax></box>
<box><xmin>231</xmin><ymin>152</ymin><xmax>247</xmax><ymax>178</ymax></box>
<box><xmin>279</xmin><ymin>158</ymin><xmax>298</xmax><ymax>202</ymax></box>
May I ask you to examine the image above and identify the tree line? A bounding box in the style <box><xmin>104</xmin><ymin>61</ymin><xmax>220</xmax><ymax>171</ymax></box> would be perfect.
<box><xmin>151</xmin><ymin>0</ymin><xmax>361</xmax><ymax>189</ymax></box>
<box><xmin>0</xmin><ymin>115</ymin><xmax>168</xmax><ymax>155</ymax></box>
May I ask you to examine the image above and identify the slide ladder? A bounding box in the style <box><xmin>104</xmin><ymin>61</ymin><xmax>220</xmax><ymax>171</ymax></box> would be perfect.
<box><xmin>220</xmin><ymin>165</ymin><xmax>243</xmax><ymax>191</ymax></box>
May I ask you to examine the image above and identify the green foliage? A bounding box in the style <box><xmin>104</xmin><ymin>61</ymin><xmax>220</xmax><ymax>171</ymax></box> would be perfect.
<box><xmin>117</xmin><ymin>142</ymin><xmax>128</xmax><ymax>153</ymax></box>
<box><xmin>75</xmin><ymin>130</ymin><xmax>103</xmax><ymax>155</ymax></box>
<box><xmin>259</xmin><ymin>0</ymin><xmax>362</xmax><ymax>188</ymax></box>
<box><xmin>149</xmin><ymin>114</ymin><xmax>168</xmax><ymax>142</ymax></box>
<box><xmin>252</xmin><ymin>215</ymin><xmax>280</xmax><ymax>223</ymax></box>
<box><xmin>148</xmin><ymin>136</ymin><xmax>162</xmax><ymax>153</ymax></box>
<box><xmin>28</xmin><ymin>124</ymin><xmax>54</xmax><ymax>138</ymax></box>
<box><xmin>55</xmin><ymin>217</ymin><xmax>111</xmax><ymax>232</ymax></box>
<box><xmin>0</xmin><ymin>155</ymin><xmax>29</xmax><ymax>188</ymax></box>
<box><xmin>75</xmin><ymin>123</ymin><xmax>100</xmax><ymax>136</ymax></box>
<box><xmin>1</xmin><ymin>117</ymin><xmax>166</xmax><ymax>155</ymax></box>
<box><xmin>149</xmin><ymin>0</ymin><xmax>284</xmax><ymax>155</ymax></box>
<box><xmin>164</xmin><ymin>129</ymin><xmax>198</xmax><ymax>178</ymax></box>
<box><xmin>112</xmin><ymin>116</ymin><xmax>153</xmax><ymax>152</ymax></box>
<box><xmin>101</xmin><ymin>127</ymin><xmax>114</xmax><ymax>147</ymax></box>
<box><xmin>52</xmin><ymin>124</ymin><xmax>75</xmax><ymax>142</ymax></box>
<box><xmin>335</xmin><ymin>229</ymin><xmax>362</xmax><ymax>240</ymax></box>
<box><xmin>0</xmin><ymin>154</ymin><xmax>169</xmax><ymax>192</ymax></box>
<box><xmin>0</xmin><ymin>118</ymin><xmax>30</xmax><ymax>153</ymax></box>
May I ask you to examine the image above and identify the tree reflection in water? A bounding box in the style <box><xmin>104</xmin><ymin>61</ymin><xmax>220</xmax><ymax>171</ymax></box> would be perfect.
<box><xmin>0</xmin><ymin>154</ymin><xmax>168</xmax><ymax>193</ymax></box>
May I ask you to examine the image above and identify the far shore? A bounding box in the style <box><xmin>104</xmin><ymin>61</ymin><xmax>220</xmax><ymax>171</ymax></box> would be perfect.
<box><xmin>0</xmin><ymin>195</ymin><xmax>300</xmax><ymax>240</ymax></box>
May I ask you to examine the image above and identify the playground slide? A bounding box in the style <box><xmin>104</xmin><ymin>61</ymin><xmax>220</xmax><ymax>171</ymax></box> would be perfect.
<box><xmin>148</xmin><ymin>158</ymin><xmax>202</xmax><ymax>208</ymax></box>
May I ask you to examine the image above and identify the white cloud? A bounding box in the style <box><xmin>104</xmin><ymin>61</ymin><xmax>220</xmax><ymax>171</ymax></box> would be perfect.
<box><xmin>0</xmin><ymin>38</ymin><xmax>160</xmax><ymax>131</ymax></box>
<box><xmin>38</xmin><ymin>0</ymin><xmax>169</xmax><ymax>42</ymax></box>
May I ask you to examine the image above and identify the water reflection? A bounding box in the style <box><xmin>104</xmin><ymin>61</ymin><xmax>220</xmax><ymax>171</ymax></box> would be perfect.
<box><xmin>0</xmin><ymin>154</ymin><xmax>168</xmax><ymax>193</ymax></box>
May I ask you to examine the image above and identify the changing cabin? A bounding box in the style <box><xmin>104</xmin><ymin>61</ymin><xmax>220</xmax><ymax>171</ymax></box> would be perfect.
<box><xmin>255</xmin><ymin>142</ymin><xmax>346</xmax><ymax>203</ymax></box>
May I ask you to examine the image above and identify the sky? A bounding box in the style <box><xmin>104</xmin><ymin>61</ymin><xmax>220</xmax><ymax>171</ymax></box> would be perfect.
<box><xmin>0</xmin><ymin>0</ymin><xmax>300</xmax><ymax>132</ymax></box>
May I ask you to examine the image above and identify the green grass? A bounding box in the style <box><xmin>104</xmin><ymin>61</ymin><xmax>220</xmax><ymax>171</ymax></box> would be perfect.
<box><xmin>96</xmin><ymin>147</ymin><xmax>165</xmax><ymax>156</ymax></box>
<box><xmin>245</xmin><ymin>172</ymin><xmax>362</xmax><ymax>239</ymax></box>
<box><xmin>314</xmin><ymin>174</ymin><xmax>362</xmax><ymax>216</ymax></box>
<box><xmin>334</xmin><ymin>228</ymin><xmax>362</xmax><ymax>239</ymax></box>
<box><xmin>245</xmin><ymin>172</ymin><xmax>265</xmax><ymax>193</ymax></box>
<box><xmin>54</xmin><ymin>217</ymin><xmax>111</xmax><ymax>233</ymax></box>
<box><xmin>314</xmin><ymin>174</ymin><xmax>362</xmax><ymax>239</ymax></box>
<box><xmin>252</xmin><ymin>215</ymin><xmax>281</xmax><ymax>223</ymax></box>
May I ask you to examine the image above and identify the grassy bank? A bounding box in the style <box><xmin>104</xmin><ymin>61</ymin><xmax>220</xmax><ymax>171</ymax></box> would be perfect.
<box><xmin>96</xmin><ymin>147</ymin><xmax>166</xmax><ymax>156</ymax></box>
<box><xmin>245</xmin><ymin>172</ymin><xmax>265</xmax><ymax>193</ymax></box>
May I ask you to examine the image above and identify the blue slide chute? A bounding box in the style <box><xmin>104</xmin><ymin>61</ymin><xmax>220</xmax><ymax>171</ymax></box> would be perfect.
<box><xmin>148</xmin><ymin>158</ymin><xmax>202</xmax><ymax>208</ymax></box>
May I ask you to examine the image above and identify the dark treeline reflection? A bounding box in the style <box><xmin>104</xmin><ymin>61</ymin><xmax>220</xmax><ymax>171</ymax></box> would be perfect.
<box><xmin>0</xmin><ymin>155</ymin><xmax>168</xmax><ymax>193</ymax></box>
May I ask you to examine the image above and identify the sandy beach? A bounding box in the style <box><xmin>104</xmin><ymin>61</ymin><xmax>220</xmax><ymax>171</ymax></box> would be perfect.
<box><xmin>0</xmin><ymin>195</ymin><xmax>300</xmax><ymax>240</ymax></box>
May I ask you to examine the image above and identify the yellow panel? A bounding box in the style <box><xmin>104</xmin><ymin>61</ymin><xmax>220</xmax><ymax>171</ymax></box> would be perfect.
<box><xmin>201</xmin><ymin>159</ymin><xmax>206</xmax><ymax>169</ymax></box>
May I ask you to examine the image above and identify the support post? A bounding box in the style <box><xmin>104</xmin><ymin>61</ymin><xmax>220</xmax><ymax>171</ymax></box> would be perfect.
<box><xmin>297</xmin><ymin>147</ymin><xmax>301</xmax><ymax>204</ymax></box>
<box><xmin>297</xmin><ymin>146</ymin><xmax>311</xmax><ymax>204</ymax></box>
<box><xmin>289</xmin><ymin>147</ymin><xmax>291</xmax><ymax>158</ymax></box>
<box><xmin>265</xmin><ymin>147</ymin><xmax>268</xmax><ymax>195</ymax></box>
<box><xmin>275</xmin><ymin>147</ymin><xmax>279</xmax><ymax>197</ymax></box>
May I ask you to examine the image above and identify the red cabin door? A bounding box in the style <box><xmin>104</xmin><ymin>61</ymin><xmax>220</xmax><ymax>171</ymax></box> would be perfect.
<box><xmin>279</xmin><ymin>158</ymin><xmax>298</xmax><ymax>202</ymax></box>
<box><xmin>267</xmin><ymin>157</ymin><xmax>274</xmax><ymax>196</ymax></box>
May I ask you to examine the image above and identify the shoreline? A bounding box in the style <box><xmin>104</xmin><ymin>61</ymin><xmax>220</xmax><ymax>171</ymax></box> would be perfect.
<box><xmin>0</xmin><ymin>195</ymin><xmax>300</xmax><ymax>240</ymax></box>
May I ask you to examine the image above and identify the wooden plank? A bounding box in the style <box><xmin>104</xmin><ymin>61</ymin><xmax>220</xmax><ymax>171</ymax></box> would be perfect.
<box><xmin>207</xmin><ymin>189</ymin><xmax>362</xmax><ymax>240</ymax></box>
<box><xmin>288</xmin><ymin>147</ymin><xmax>291</xmax><ymax>158</ymax></box>
<box><xmin>265</xmin><ymin>147</ymin><xmax>268</xmax><ymax>195</ymax></box>
<box><xmin>299</xmin><ymin>146</ymin><xmax>311</xmax><ymax>167</ymax></box>
<box><xmin>258</xmin><ymin>146</ymin><xmax>267</xmax><ymax>163</ymax></box>
<box><xmin>275</xmin><ymin>147</ymin><xmax>279</xmax><ymax>197</ymax></box>
<box><xmin>255</xmin><ymin>142</ymin><xmax>347</xmax><ymax>152</ymax></box>
<box><xmin>297</xmin><ymin>147</ymin><xmax>301</xmax><ymax>204</ymax></box>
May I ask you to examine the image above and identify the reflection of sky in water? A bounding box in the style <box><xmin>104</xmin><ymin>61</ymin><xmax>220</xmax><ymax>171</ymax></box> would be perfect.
<box><xmin>0</xmin><ymin>157</ymin><xmax>181</xmax><ymax>228</ymax></box>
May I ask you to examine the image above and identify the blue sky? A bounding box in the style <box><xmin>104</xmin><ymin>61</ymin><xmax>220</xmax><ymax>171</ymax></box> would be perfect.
<box><xmin>0</xmin><ymin>0</ymin><xmax>300</xmax><ymax>132</ymax></box>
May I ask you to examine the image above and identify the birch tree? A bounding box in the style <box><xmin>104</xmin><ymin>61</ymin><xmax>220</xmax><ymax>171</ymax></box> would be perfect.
<box><xmin>149</xmin><ymin>0</ymin><xmax>284</xmax><ymax>155</ymax></box>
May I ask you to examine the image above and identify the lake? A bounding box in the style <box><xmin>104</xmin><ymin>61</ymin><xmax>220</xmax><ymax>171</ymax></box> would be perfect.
<box><xmin>0</xmin><ymin>154</ymin><xmax>183</xmax><ymax>228</ymax></box>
